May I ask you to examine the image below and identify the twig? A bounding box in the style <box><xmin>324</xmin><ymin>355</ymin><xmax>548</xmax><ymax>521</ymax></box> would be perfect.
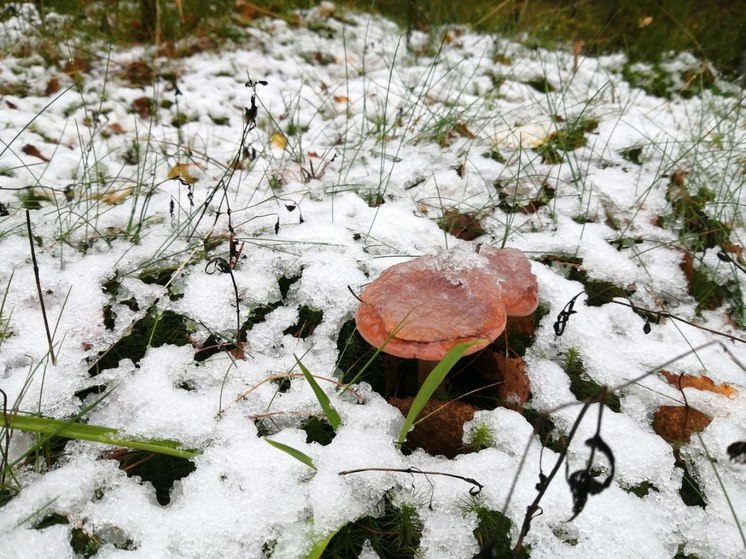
<box><xmin>0</xmin><ymin>389</ymin><xmax>9</xmax><ymax>485</ymax></box>
<box><xmin>613</xmin><ymin>299</ymin><xmax>746</xmax><ymax>345</ymax></box>
<box><xmin>26</xmin><ymin>210</ymin><xmax>56</xmax><ymax>365</ymax></box>
<box><xmin>339</xmin><ymin>466</ymin><xmax>483</xmax><ymax>496</ymax></box>
<box><xmin>511</xmin><ymin>391</ymin><xmax>605</xmax><ymax>556</ymax></box>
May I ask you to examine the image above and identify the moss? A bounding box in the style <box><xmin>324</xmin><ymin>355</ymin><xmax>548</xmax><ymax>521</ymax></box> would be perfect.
<box><xmin>522</xmin><ymin>408</ymin><xmax>566</xmax><ymax>454</ymax></box>
<box><xmin>678</xmin><ymin>460</ymin><xmax>706</xmax><ymax>508</ymax></box>
<box><xmin>566</xmin><ymin>267</ymin><xmax>633</xmax><ymax>307</ymax></box>
<box><xmin>283</xmin><ymin>306</ymin><xmax>323</xmax><ymax>339</ymax></box>
<box><xmin>468</xmin><ymin>501</ymin><xmax>528</xmax><ymax>557</ymax></box>
<box><xmin>623</xmin><ymin>480</ymin><xmax>660</xmax><ymax>498</ymax></box>
<box><xmin>108</xmin><ymin>450</ymin><xmax>196</xmax><ymax>506</ymax></box>
<box><xmin>467</xmin><ymin>422</ymin><xmax>494</xmax><ymax>452</ymax></box>
<box><xmin>87</xmin><ymin>308</ymin><xmax>192</xmax><ymax>375</ymax></box>
<box><xmin>335</xmin><ymin>319</ymin><xmax>387</xmax><ymax>394</ymax></box>
<box><xmin>525</xmin><ymin>77</ymin><xmax>555</xmax><ymax>93</ymax></box>
<box><xmin>322</xmin><ymin>495</ymin><xmax>422</xmax><ymax>559</ymax></box>
<box><xmin>535</xmin><ymin>118</ymin><xmax>598</xmax><ymax>164</ymax></box>
<box><xmin>301</xmin><ymin>416</ymin><xmax>336</xmax><ymax>446</ymax></box>
<box><xmin>620</xmin><ymin>146</ymin><xmax>643</xmax><ymax>165</ymax></box>
<box><xmin>564</xmin><ymin>347</ymin><xmax>621</xmax><ymax>412</ymax></box>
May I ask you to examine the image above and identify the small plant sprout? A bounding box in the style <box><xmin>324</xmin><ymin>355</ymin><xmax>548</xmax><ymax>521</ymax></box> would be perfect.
<box><xmin>467</xmin><ymin>421</ymin><xmax>494</xmax><ymax>452</ymax></box>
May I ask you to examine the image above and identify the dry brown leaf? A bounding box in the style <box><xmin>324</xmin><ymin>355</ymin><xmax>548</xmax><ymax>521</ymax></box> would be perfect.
<box><xmin>453</xmin><ymin>122</ymin><xmax>476</xmax><ymax>139</ymax></box>
<box><xmin>132</xmin><ymin>97</ymin><xmax>154</xmax><ymax>119</ymax></box>
<box><xmin>62</xmin><ymin>57</ymin><xmax>90</xmax><ymax>77</ymax></box>
<box><xmin>95</xmin><ymin>188</ymin><xmax>133</xmax><ymax>205</ymax></box>
<box><xmin>333</xmin><ymin>95</ymin><xmax>349</xmax><ymax>103</ymax></box>
<box><xmin>388</xmin><ymin>397</ymin><xmax>479</xmax><ymax>458</ymax></box>
<box><xmin>107</xmin><ymin>122</ymin><xmax>126</xmax><ymax>135</ymax></box>
<box><xmin>168</xmin><ymin>163</ymin><xmax>198</xmax><ymax>184</ymax></box>
<box><xmin>22</xmin><ymin>144</ymin><xmax>49</xmax><ymax>162</ymax></box>
<box><xmin>45</xmin><ymin>76</ymin><xmax>61</xmax><ymax>96</ymax></box>
<box><xmin>122</xmin><ymin>60</ymin><xmax>155</xmax><ymax>86</ymax></box>
<box><xmin>652</xmin><ymin>405</ymin><xmax>711</xmax><ymax>445</ymax></box>
<box><xmin>438</xmin><ymin>208</ymin><xmax>486</xmax><ymax>241</ymax></box>
<box><xmin>661</xmin><ymin>370</ymin><xmax>737</xmax><ymax>397</ymax></box>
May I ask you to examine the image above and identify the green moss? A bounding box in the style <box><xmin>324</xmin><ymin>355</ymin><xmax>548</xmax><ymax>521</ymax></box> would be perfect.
<box><xmin>678</xmin><ymin>460</ymin><xmax>706</xmax><ymax>508</ymax></box>
<box><xmin>564</xmin><ymin>347</ymin><xmax>621</xmax><ymax>412</ymax></box>
<box><xmin>465</xmin><ymin>498</ymin><xmax>529</xmax><ymax>558</ymax></box>
<box><xmin>467</xmin><ymin>422</ymin><xmax>494</xmax><ymax>451</ymax></box>
<box><xmin>87</xmin><ymin>308</ymin><xmax>192</xmax><ymax>375</ymax></box>
<box><xmin>535</xmin><ymin>118</ymin><xmax>598</xmax><ymax>164</ymax></box>
<box><xmin>20</xmin><ymin>189</ymin><xmax>47</xmax><ymax>210</ymax></box>
<box><xmin>623</xmin><ymin>480</ymin><xmax>660</xmax><ymax>498</ymax></box>
<box><xmin>283</xmin><ymin>306</ymin><xmax>323</xmax><ymax>339</ymax></box>
<box><xmin>522</xmin><ymin>408</ymin><xmax>566</xmax><ymax>454</ymax></box>
<box><xmin>335</xmin><ymin>319</ymin><xmax>387</xmax><ymax>394</ymax></box>
<box><xmin>525</xmin><ymin>77</ymin><xmax>555</xmax><ymax>93</ymax></box>
<box><xmin>301</xmin><ymin>416</ymin><xmax>336</xmax><ymax>446</ymax></box>
<box><xmin>170</xmin><ymin>112</ymin><xmax>190</xmax><ymax>129</ymax></box>
<box><xmin>70</xmin><ymin>527</ymin><xmax>101</xmax><ymax>558</ymax></box>
<box><xmin>566</xmin><ymin>267</ymin><xmax>632</xmax><ymax>307</ymax></box>
<box><xmin>620</xmin><ymin>146</ymin><xmax>643</xmax><ymax>165</ymax></box>
<box><xmin>110</xmin><ymin>450</ymin><xmax>196</xmax><ymax>506</ymax></box>
<box><xmin>322</xmin><ymin>495</ymin><xmax>422</xmax><ymax>559</ymax></box>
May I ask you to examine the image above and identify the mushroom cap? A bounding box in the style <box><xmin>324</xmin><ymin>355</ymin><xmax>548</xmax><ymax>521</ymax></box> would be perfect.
<box><xmin>479</xmin><ymin>246</ymin><xmax>539</xmax><ymax>317</ymax></box>
<box><xmin>355</xmin><ymin>255</ymin><xmax>507</xmax><ymax>361</ymax></box>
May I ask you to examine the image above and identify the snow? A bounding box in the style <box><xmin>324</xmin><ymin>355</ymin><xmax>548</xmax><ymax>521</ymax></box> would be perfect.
<box><xmin>1</xmin><ymin>3</ymin><xmax>745</xmax><ymax>558</ymax></box>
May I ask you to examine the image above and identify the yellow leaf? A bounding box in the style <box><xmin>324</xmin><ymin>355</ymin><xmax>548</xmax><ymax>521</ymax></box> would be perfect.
<box><xmin>100</xmin><ymin>188</ymin><xmax>133</xmax><ymax>205</ymax></box>
<box><xmin>168</xmin><ymin>163</ymin><xmax>197</xmax><ymax>184</ymax></box>
<box><xmin>271</xmin><ymin>132</ymin><xmax>288</xmax><ymax>150</ymax></box>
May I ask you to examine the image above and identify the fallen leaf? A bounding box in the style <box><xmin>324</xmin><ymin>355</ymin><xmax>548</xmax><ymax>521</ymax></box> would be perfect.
<box><xmin>661</xmin><ymin>370</ymin><xmax>737</xmax><ymax>397</ymax></box>
<box><xmin>22</xmin><ymin>144</ymin><xmax>49</xmax><ymax>162</ymax></box>
<box><xmin>132</xmin><ymin>97</ymin><xmax>154</xmax><ymax>119</ymax></box>
<box><xmin>437</xmin><ymin>208</ymin><xmax>486</xmax><ymax>241</ymax></box>
<box><xmin>333</xmin><ymin>95</ymin><xmax>349</xmax><ymax>103</ymax></box>
<box><xmin>168</xmin><ymin>163</ymin><xmax>198</xmax><ymax>184</ymax></box>
<box><xmin>45</xmin><ymin>76</ymin><xmax>61</xmax><ymax>96</ymax></box>
<box><xmin>96</xmin><ymin>188</ymin><xmax>133</xmax><ymax>205</ymax></box>
<box><xmin>453</xmin><ymin>122</ymin><xmax>476</xmax><ymax>139</ymax></box>
<box><xmin>122</xmin><ymin>60</ymin><xmax>155</xmax><ymax>86</ymax></box>
<box><xmin>108</xmin><ymin>122</ymin><xmax>126</xmax><ymax>135</ymax></box>
<box><xmin>388</xmin><ymin>397</ymin><xmax>479</xmax><ymax>458</ymax></box>
<box><xmin>62</xmin><ymin>57</ymin><xmax>90</xmax><ymax>77</ymax></box>
<box><xmin>652</xmin><ymin>405</ymin><xmax>711</xmax><ymax>446</ymax></box>
<box><xmin>271</xmin><ymin>132</ymin><xmax>288</xmax><ymax>150</ymax></box>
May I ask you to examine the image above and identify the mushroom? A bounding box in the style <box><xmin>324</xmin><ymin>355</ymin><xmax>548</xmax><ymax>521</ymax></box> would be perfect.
<box><xmin>355</xmin><ymin>246</ymin><xmax>538</xmax><ymax>386</ymax></box>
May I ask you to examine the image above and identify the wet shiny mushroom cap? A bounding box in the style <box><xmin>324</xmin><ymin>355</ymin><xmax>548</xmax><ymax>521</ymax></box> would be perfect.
<box><xmin>355</xmin><ymin>254</ymin><xmax>507</xmax><ymax>361</ymax></box>
<box><xmin>478</xmin><ymin>246</ymin><xmax>539</xmax><ymax>317</ymax></box>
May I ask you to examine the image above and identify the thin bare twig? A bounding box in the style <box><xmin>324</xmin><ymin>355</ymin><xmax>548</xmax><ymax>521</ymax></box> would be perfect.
<box><xmin>26</xmin><ymin>210</ymin><xmax>56</xmax><ymax>365</ymax></box>
<box><xmin>339</xmin><ymin>466</ymin><xmax>483</xmax><ymax>496</ymax></box>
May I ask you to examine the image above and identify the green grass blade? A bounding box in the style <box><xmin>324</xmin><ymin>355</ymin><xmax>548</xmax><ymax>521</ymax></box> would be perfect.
<box><xmin>3</xmin><ymin>413</ymin><xmax>197</xmax><ymax>460</ymax></box>
<box><xmin>396</xmin><ymin>340</ymin><xmax>484</xmax><ymax>446</ymax></box>
<box><xmin>294</xmin><ymin>354</ymin><xmax>342</xmax><ymax>430</ymax></box>
<box><xmin>264</xmin><ymin>437</ymin><xmax>316</xmax><ymax>470</ymax></box>
<box><xmin>304</xmin><ymin>527</ymin><xmax>341</xmax><ymax>559</ymax></box>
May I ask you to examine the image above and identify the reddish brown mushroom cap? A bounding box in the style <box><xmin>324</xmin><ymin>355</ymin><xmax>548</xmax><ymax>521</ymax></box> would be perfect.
<box><xmin>355</xmin><ymin>255</ymin><xmax>507</xmax><ymax>361</ymax></box>
<box><xmin>479</xmin><ymin>246</ymin><xmax>539</xmax><ymax>317</ymax></box>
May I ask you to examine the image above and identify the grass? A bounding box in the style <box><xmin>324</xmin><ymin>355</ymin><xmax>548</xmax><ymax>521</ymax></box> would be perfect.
<box><xmin>0</xmin><ymin>2</ymin><xmax>745</xmax><ymax>557</ymax></box>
